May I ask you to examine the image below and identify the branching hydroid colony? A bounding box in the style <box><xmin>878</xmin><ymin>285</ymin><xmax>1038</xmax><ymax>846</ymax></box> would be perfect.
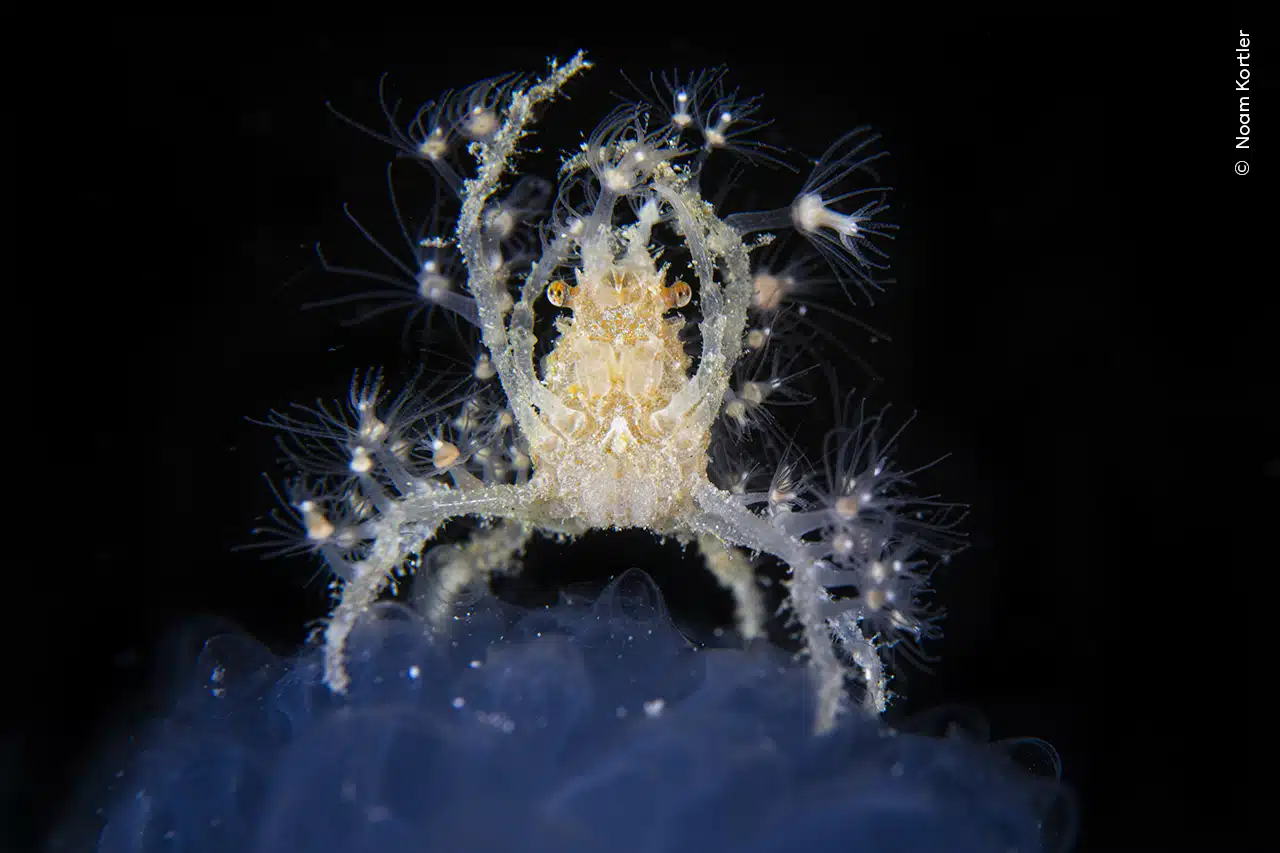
<box><xmin>263</xmin><ymin>52</ymin><xmax>964</xmax><ymax>734</ymax></box>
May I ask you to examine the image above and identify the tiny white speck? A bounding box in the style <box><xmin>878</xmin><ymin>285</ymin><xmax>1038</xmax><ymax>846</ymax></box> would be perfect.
<box><xmin>407</xmin><ymin>665</ymin><xmax>420</xmax><ymax>680</ymax></box>
<box><xmin>452</xmin><ymin>696</ymin><xmax>466</xmax><ymax>709</ymax></box>
<box><xmin>643</xmin><ymin>698</ymin><xmax>665</xmax><ymax>718</ymax></box>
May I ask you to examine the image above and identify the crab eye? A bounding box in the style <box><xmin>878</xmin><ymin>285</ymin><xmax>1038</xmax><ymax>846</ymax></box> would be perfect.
<box><xmin>664</xmin><ymin>280</ymin><xmax>692</xmax><ymax>309</ymax></box>
<box><xmin>547</xmin><ymin>280</ymin><xmax>575</xmax><ymax>307</ymax></box>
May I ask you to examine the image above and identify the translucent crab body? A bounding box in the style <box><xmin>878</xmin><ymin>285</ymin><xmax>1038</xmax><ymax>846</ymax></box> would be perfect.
<box><xmin>273</xmin><ymin>53</ymin><xmax>959</xmax><ymax>734</ymax></box>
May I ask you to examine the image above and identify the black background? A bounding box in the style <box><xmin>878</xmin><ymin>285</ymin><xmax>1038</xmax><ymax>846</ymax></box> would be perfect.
<box><xmin>11</xmin><ymin>16</ymin><xmax>1266</xmax><ymax>852</ymax></box>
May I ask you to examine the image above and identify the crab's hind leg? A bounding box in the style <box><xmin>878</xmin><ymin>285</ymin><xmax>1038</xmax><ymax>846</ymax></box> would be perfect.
<box><xmin>695</xmin><ymin>533</ymin><xmax>765</xmax><ymax>642</ymax></box>
<box><xmin>414</xmin><ymin>520</ymin><xmax>535</xmax><ymax>629</ymax></box>
<box><xmin>322</xmin><ymin>482</ymin><xmax>538</xmax><ymax>693</ymax></box>
<box><xmin>686</xmin><ymin>481</ymin><xmax>887</xmax><ymax>733</ymax></box>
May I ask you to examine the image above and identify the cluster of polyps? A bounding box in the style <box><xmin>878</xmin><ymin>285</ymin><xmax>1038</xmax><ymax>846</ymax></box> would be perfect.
<box><xmin>266</xmin><ymin>52</ymin><xmax>962</xmax><ymax>733</ymax></box>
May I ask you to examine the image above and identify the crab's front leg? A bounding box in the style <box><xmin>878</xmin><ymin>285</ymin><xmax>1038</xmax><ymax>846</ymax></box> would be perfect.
<box><xmin>322</xmin><ymin>481</ymin><xmax>544</xmax><ymax>692</ymax></box>
<box><xmin>453</xmin><ymin>53</ymin><xmax>591</xmax><ymax>448</ymax></box>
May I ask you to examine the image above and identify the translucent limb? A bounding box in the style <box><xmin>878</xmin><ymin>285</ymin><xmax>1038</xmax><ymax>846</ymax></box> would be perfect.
<box><xmin>415</xmin><ymin>520</ymin><xmax>535</xmax><ymax>629</ymax></box>
<box><xmin>322</xmin><ymin>482</ymin><xmax>540</xmax><ymax>693</ymax></box>
<box><xmin>453</xmin><ymin>52</ymin><xmax>591</xmax><ymax>445</ymax></box>
<box><xmin>695</xmin><ymin>533</ymin><xmax>764</xmax><ymax>641</ymax></box>
<box><xmin>686</xmin><ymin>480</ymin><xmax>885</xmax><ymax>733</ymax></box>
<box><xmin>648</xmin><ymin>180</ymin><xmax>755</xmax><ymax>441</ymax></box>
